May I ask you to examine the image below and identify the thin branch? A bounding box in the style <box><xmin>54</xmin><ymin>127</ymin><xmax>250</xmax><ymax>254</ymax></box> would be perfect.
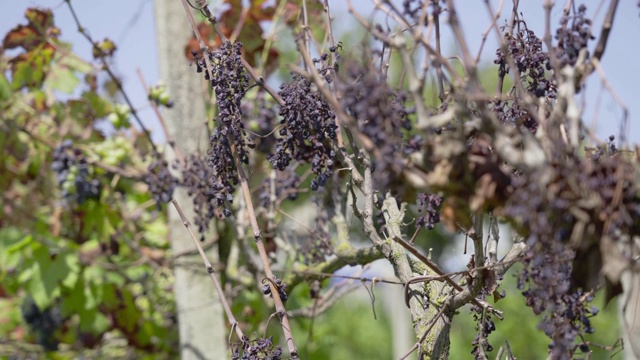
<box><xmin>171</xmin><ymin>199</ymin><xmax>245</xmax><ymax>341</ymax></box>
<box><xmin>592</xmin><ymin>0</ymin><xmax>619</xmax><ymax>62</ymax></box>
<box><xmin>64</xmin><ymin>0</ymin><xmax>157</xmax><ymax>155</ymax></box>
<box><xmin>394</xmin><ymin>236</ymin><xmax>504</xmax><ymax>319</ymax></box>
<box><xmin>432</xmin><ymin>0</ymin><xmax>446</xmax><ymax>102</ymax></box>
<box><xmin>228</xmin><ymin>134</ymin><xmax>299</xmax><ymax>357</ymax></box>
<box><xmin>477</xmin><ymin>0</ymin><xmax>505</xmax><ymax>64</ymax></box>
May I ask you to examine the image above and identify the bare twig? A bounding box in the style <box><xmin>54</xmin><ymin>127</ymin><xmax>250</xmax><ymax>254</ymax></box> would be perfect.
<box><xmin>592</xmin><ymin>0</ymin><xmax>619</xmax><ymax>62</ymax></box>
<box><xmin>394</xmin><ymin>236</ymin><xmax>504</xmax><ymax>319</ymax></box>
<box><xmin>477</xmin><ymin>0</ymin><xmax>505</xmax><ymax>65</ymax></box>
<box><xmin>171</xmin><ymin>199</ymin><xmax>245</xmax><ymax>341</ymax></box>
<box><xmin>228</xmin><ymin>134</ymin><xmax>299</xmax><ymax>357</ymax></box>
<box><xmin>64</xmin><ymin>0</ymin><xmax>157</xmax><ymax>155</ymax></box>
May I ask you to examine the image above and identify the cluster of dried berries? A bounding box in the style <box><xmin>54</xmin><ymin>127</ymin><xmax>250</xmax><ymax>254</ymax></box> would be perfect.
<box><xmin>555</xmin><ymin>4</ymin><xmax>594</xmax><ymax>67</ymax></box>
<box><xmin>145</xmin><ymin>156</ymin><xmax>178</xmax><ymax>207</ymax></box>
<box><xmin>312</xmin><ymin>48</ymin><xmax>340</xmax><ymax>84</ymax></box>
<box><xmin>232</xmin><ymin>336</ymin><xmax>282</xmax><ymax>360</ymax></box>
<box><xmin>402</xmin><ymin>0</ymin><xmax>441</xmax><ymax>23</ymax></box>
<box><xmin>501</xmin><ymin>149</ymin><xmax>640</xmax><ymax>358</ymax></box>
<box><xmin>470</xmin><ymin>306</ymin><xmax>496</xmax><ymax>357</ymax></box>
<box><xmin>207</xmin><ymin>41</ymin><xmax>253</xmax><ymax>162</ymax></box>
<box><xmin>340</xmin><ymin>64</ymin><xmax>416</xmax><ymax>190</ymax></box>
<box><xmin>507</xmin><ymin>174</ymin><xmax>582</xmax><ymax>357</ymax></box>
<box><xmin>415</xmin><ymin>193</ymin><xmax>442</xmax><ymax>230</ymax></box>
<box><xmin>51</xmin><ymin>139</ymin><xmax>101</xmax><ymax>205</ymax></box>
<box><xmin>181</xmin><ymin>154</ymin><xmax>231</xmax><ymax>239</ymax></box>
<box><xmin>257</xmin><ymin>169</ymin><xmax>300</xmax><ymax>209</ymax></box>
<box><xmin>193</xmin><ymin>41</ymin><xmax>254</xmax><ymax>219</ymax></box>
<box><xmin>301</xmin><ymin>208</ymin><xmax>333</xmax><ymax>264</ymax></box>
<box><xmin>586</xmin><ymin>135</ymin><xmax>617</xmax><ymax>160</ymax></box>
<box><xmin>262</xmin><ymin>276</ymin><xmax>288</xmax><ymax>303</ymax></box>
<box><xmin>242</xmin><ymin>91</ymin><xmax>278</xmax><ymax>154</ymax></box>
<box><xmin>495</xmin><ymin>25</ymin><xmax>554</xmax><ymax>98</ymax></box>
<box><xmin>268</xmin><ymin>73</ymin><xmax>338</xmax><ymax>191</ymax></box>
<box><xmin>492</xmin><ymin>20</ymin><xmax>557</xmax><ymax>133</ymax></box>
<box><xmin>491</xmin><ymin>100</ymin><xmax>539</xmax><ymax>133</ymax></box>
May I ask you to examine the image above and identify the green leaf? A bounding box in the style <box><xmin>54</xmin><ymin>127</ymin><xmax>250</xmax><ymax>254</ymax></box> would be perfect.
<box><xmin>60</xmin><ymin>276</ymin><xmax>87</xmax><ymax>317</ymax></box>
<box><xmin>143</xmin><ymin>218</ymin><xmax>168</xmax><ymax>247</ymax></box>
<box><xmin>83</xmin><ymin>265</ymin><xmax>105</xmax><ymax>309</ymax></box>
<box><xmin>44</xmin><ymin>64</ymin><xmax>79</xmax><ymax>94</ymax></box>
<box><xmin>78</xmin><ymin>307</ymin><xmax>110</xmax><ymax>333</ymax></box>
<box><xmin>28</xmin><ymin>243</ymin><xmax>77</xmax><ymax>309</ymax></box>
<box><xmin>44</xmin><ymin>53</ymin><xmax>92</xmax><ymax>93</ymax></box>
<box><xmin>0</xmin><ymin>72</ymin><xmax>11</xmax><ymax>101</ymax></box>
<box><xmin>103</xmin><ymin>284</ymin><xmax>141</xmax><ymax>334</ymax></box>
<box><xmin>60</xmin><ymin>252</ymin><xmax>80</xmax><ymax>288</ymax></box>
<box><xmin>82</xmin><ymin>91</ymin><xmax>112</xmax><ymax>118</ymax></box>
<box><xmin>5</xmin><ymin>234</ymin><xmax>33</xmax><ymax>254</ymax></box>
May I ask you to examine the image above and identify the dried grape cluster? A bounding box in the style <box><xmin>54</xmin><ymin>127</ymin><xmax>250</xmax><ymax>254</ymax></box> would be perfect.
<box><xmin>262</xmin><ymin>276</ymin><xmax>288</xmax><ymax>303</ymax></box>
<box><xmin>232</xmin><ymin>336</ymin><xmax>282</xmax><ymax>360</ymax></box>
<box><xmin>415</xmin><ymin>193</ymin><xmax>442</xmax><ymax>230</ymax></box>
<box><xmin>470</xmin><ymin>306</ymin><xmax>496</xmax><ymax>357</ymax></box>
<box><xmin>503</xmin><ymin>149</ymin><xmax>640</xmax><ymax>358</ymax></box>
<box><xmin>145</xmin><ymin>157</ymin><xmax>178</xmax><ymax>206</ymax></box>
<box><xmin>300</xmin><ymin>209</ymin><xmax>333</xmax><ymax>264</ymax></box>
<box><xmin>51</xmin><ymin>139</ymin><xmax>100</xmax><ymax>204</ymax></box>
<box><xmin>507</xmin><ymin>177</ymin><xmax>582</xmax><ymax>358</ymax></box>
<box><xmin>181</xmin><ymin>154</ymin><xmax>229</xmax><ymax>238</ymax></box>
<box><xmin>205</xmin><ymin>41</ymin><xmax>253</xmax><ymax>163</ymax></box>
<box><xmin>401</xmin><ymin>0</ymin><xmax>434</xmax><ymax>23</ymax></box>
<box><xmin>243</xmin><ymin>92</ymin><xmax>278</xmax><ymax>154</ymax></box>
<box><xmin>257</xmin><ymin>169</ymin><xmax>300</xmax><ymax>209</ymax></box>
<box><xmin>554</xmin><ymin>4</ymin><xmax>594</xmax><ymax>68</ymax></box>
<box><xmin>491</xmin><ymin>99</ymin><xmax>539</xmax><ymax>133</ymax></box>
<box><xmin>268</xmin><ymin>73</ymin><xmax>338</xmax><ymax>191</ymax></box>
<box><xmin>587</xmin><ymin>135</ymin><xmax>617</xmax><ymax>160</ymax></box>
<box><xmin>193</xmin><ymin>42</ymin><xmax>253</xmax><ymax>218</ymax></box>
<box><xmin>340</xmin><ymin>64</ymin><xmax>415</xmax><ymax>190</ymax></box>
<box><xmin>495</xmin><ymin>26</ymin><xmax>552</xmax><ymax>98</ymax></box>
<box><xmin>493</xmin><ymin>21</ymin><xmax>556</xmax><ymax>133</ymax></box>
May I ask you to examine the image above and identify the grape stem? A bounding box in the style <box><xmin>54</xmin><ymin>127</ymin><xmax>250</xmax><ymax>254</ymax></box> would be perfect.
<box><xmin>64</xmin><ymin>0</ymin><xmax>158</xmax><ymax>156</ymax></box>
<box><xmin>170</xmin><ymin>199</ymin><xmax>245</xmax><ymax>342</ymax></box>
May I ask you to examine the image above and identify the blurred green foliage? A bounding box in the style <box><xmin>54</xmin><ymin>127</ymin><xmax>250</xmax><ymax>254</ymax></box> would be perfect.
<box><xmin>290</xmin><ymin>297</ymin><xmax>393</xmax><ymax>360</ymax></box>
<box><xmin>0</xmin><ymin>8</ymin><xmax>177</xmax><ymax>357</ymax></box>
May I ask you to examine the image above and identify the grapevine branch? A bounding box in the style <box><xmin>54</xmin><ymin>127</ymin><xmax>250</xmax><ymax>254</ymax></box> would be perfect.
<box><xmin>64</xmin><ymin>0</ymin><xmax>158</xmax><ymax>155</ymax></box>
<box><xmin>170</xmin><ymin>199</ymin><xmax>244</xmax><ymax>341</ymax></box>
<box><xmin>179</xmin><ymin>1</ymin><xmax>299</xmax><ymax>356</ymax></box>
<box><xmin>228</xmin><ymin>134</ymin><xmax>299</xmax><ymax>357</ymax></box>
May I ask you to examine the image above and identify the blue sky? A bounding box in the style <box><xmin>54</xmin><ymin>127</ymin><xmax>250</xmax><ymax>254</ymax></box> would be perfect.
<box><xmin>2</xmin><ymin>0</ymin><xmax>638</xmax><ymax>144</ymax></box>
